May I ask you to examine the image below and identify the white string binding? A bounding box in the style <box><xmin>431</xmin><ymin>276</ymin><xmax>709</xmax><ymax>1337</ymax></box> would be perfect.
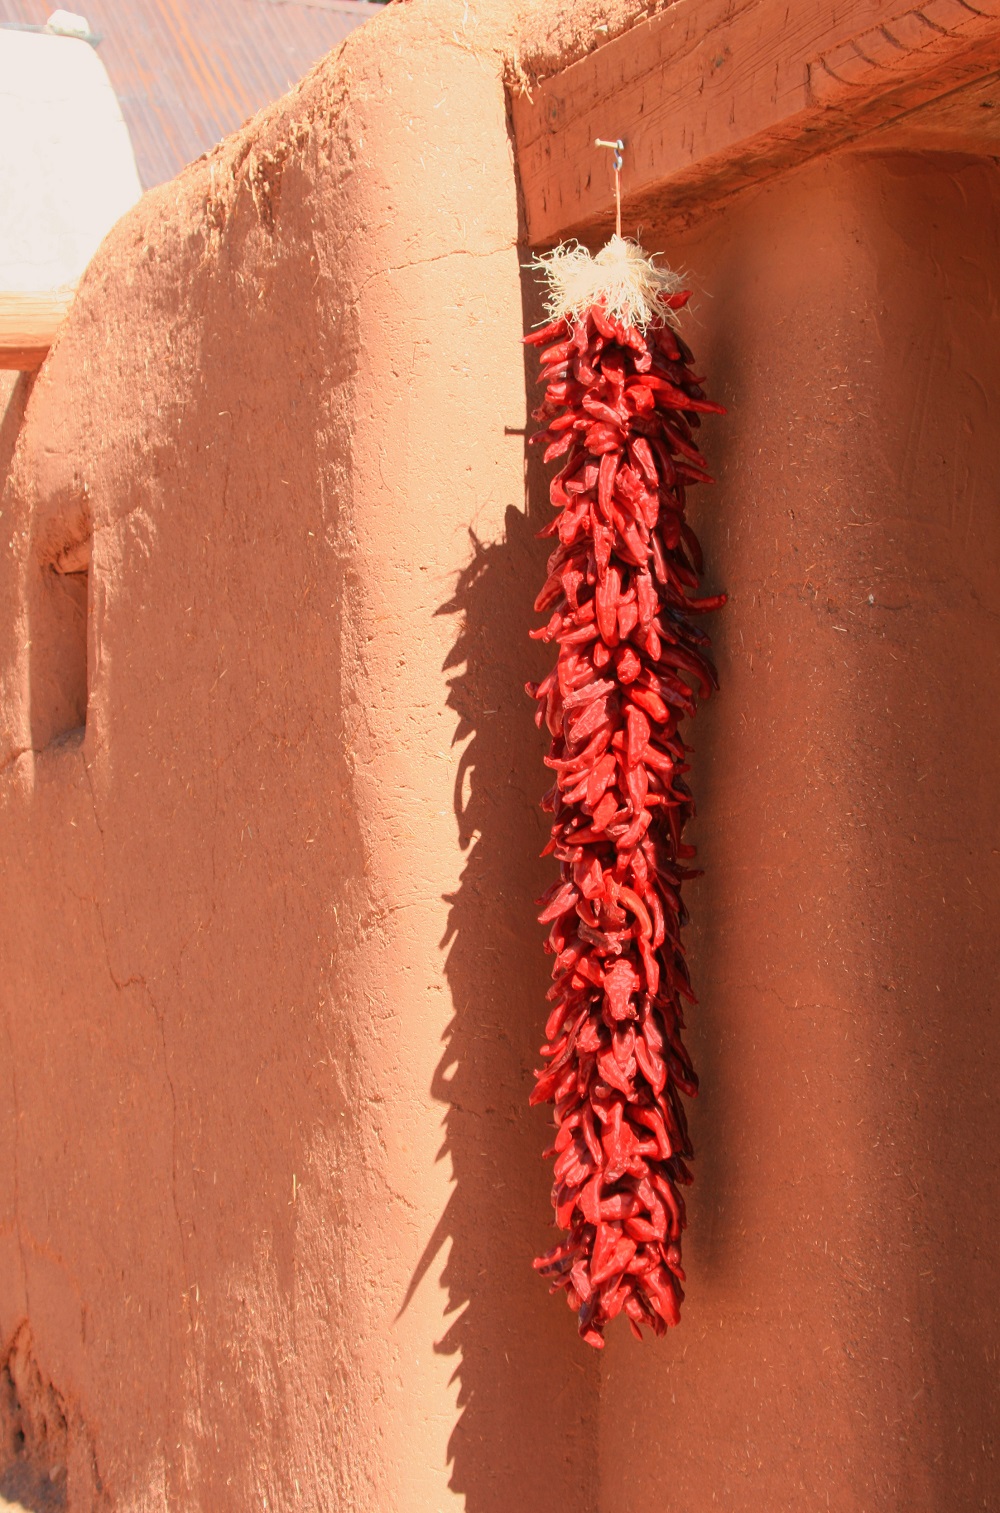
<box><xmin>530</xmin><ymin>140</ymin><xmax>686</xmax><ymax>333</ymax></box>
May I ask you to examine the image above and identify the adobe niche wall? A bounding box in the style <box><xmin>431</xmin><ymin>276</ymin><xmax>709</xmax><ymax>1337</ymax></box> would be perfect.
<box><xmin>592</xmin><ymin>148</ymin><xmax>1000</xmax><ymax>1513</ymax></box>
<box><xmin>0</xmin><ymin>0</ymin><xmax>605</xmax><ymax>1509</ymax></box>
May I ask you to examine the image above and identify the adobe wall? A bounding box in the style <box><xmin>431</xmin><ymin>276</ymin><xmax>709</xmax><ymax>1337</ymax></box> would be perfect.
<box><xmin>1</xmin><ymin>2</ymin><xmax>997</xmax><ymax>1511</ymax></box>
<box><xmin>599</xmin><ymin>149</ymin><xmax>1000</xmax><ymax>1512</ymax></box>
<box><xmin>0</xmin><ymin>3</ymin><xmax>597</xmax><ymax>1507</ymax></box>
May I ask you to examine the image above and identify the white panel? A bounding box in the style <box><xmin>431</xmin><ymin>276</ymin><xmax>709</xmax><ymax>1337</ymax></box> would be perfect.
<box><xmin>0</xmin><ymin>28</ymin><xmax>142</xmax><ymax>291</ymax></box>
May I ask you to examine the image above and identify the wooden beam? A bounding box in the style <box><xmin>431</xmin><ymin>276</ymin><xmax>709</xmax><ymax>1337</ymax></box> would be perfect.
<box><xmin>0</xmin><ymin>290</ymin><xmax>75</xmax><ymax>370</ymax></box>
<box><xmin>513</xmin><ymin>0</ymin><xmax>1000</xmax><ymax>245</ymax></box>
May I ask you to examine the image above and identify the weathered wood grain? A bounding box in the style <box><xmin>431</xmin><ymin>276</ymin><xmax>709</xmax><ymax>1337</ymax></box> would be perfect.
<box><xmin>513</xmin><ymin>0</ymin><xmax>1000</xmax><ymax>244</ymax></box>
<box><xmin>0</xmin><ymin>291</ymin><xmax>75</xmax><ymax>370</ymax></box>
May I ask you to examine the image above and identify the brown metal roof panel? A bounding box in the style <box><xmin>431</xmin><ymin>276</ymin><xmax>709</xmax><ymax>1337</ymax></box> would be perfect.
<box><xmin>0</xmin><ymin>0</ymin><xmax>374</xmax><ymax>187</ymax></box>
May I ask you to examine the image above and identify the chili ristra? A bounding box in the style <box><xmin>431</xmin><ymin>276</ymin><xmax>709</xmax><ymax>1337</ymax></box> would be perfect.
<box><xmin>524</xmin><ymin>294</ymin><xmax>725</xmax><ymax>1348</ymax></box>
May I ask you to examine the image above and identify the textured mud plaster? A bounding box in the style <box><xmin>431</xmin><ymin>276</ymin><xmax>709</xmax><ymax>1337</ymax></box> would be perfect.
<box><xmin>598</xmin><ymin>150</ymin><xmax>1000</xmax><ymax>1512</ymax></box>
<box><xmin>3</xmin><ymin>2</ymin><xmax>1000</xmax><ymax>1512</ymax></box>
<box><xmin>0</xmin><ymin>0</ymin><xmax>623</xmax><ymax>1509</ymax></box>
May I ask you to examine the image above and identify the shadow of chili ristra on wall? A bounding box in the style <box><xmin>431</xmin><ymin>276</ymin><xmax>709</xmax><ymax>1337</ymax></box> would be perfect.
<box><xmin>398</xmin><ymin>373</ymin><xmax>602</xmax><ymax>1506</ymax></box>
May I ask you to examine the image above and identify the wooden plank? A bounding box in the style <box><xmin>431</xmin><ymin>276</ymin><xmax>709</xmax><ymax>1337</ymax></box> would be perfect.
<box><xmin>0</xmin><ymin>290</ymin><xmax>75</xmax><ymax>370</ymax></box>
<box><xmin>513</xmin><ymin>0</ymin><xmax>1000</xmax><ymax>244</ymax></box>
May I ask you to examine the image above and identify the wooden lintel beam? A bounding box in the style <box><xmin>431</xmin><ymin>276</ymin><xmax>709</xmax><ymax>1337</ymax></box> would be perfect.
<box><xmin>0</xmin><ymin>290</ymin><xmax>76</xmax><ymax>371</ymax></box>
<box><xmin>512</xmin><ymin>0</ymin><xmax>1000</xmax><ymax>245</ymax></box>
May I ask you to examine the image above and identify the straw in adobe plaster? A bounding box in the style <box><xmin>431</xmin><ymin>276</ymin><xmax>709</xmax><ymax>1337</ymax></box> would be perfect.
<box><xmin>523</xmin><ymin>154</ymin><xmax>725</xmax><ymax>1346</ymax></box>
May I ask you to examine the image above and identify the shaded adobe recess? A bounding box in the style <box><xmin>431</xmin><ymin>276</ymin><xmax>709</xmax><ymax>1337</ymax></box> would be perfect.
<box><xmin>1</xmin><ymin>1324</ymin><xmax>79</xmax><ymax>1512</ymax></box>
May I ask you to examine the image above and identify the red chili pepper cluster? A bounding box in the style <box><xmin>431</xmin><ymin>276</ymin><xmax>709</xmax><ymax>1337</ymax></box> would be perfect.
<box><xmin>524</xmin><ymin>295</ymin><xmax>725</xmax><ymax>1348</ymax></box>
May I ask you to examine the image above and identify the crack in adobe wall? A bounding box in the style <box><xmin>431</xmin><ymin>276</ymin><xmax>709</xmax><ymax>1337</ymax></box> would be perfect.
<box><xmin>347</xmin><ymin>243</ymin><xmax>516</xmax><ymax>318</ymax></box>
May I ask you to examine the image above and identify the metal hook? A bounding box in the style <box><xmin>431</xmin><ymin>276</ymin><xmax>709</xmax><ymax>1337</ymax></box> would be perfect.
<box><xmin>594</xmin><ymin>138</ymin><xmax>625</xmax><ymax>237</ymax></box>
<box><xmin>595</xmin><ymin>137</ymin><xmax>624</xmax><ymax>173</ymax></box>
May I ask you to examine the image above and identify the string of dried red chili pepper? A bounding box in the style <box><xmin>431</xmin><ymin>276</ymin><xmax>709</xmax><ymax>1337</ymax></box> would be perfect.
<box><xmin>524</xmin><ymin>292</ymin><xmax>725</xmax><ymax>1348</ymax></box>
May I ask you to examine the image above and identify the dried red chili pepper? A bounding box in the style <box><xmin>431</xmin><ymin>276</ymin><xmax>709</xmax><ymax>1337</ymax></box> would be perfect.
<box><xmin>524</xmin><ymin>296</ymin><xmax>725</xmax><ymax>1348</ymax></box>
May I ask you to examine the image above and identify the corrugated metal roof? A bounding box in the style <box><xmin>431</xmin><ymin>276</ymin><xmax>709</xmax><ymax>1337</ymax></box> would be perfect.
<box><xmin>0</xmin><ymin>0</ymin><xmax>378</xmax><ymax>188</ymax></box>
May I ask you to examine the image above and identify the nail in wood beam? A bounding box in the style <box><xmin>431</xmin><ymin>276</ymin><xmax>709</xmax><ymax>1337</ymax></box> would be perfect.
<box><xmin>512</xmin><ymin>0</ymin><xmax>1000</xmax><ymax>246</ymax></box>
